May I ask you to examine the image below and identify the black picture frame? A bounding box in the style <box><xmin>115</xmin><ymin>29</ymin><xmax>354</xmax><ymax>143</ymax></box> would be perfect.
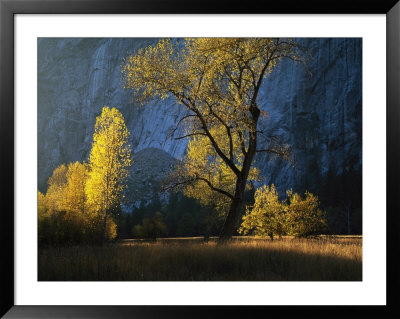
<box><xmin>1</xmin><ymin>0</ymin><xmax>399</xmax><ymax>318</ymax></box>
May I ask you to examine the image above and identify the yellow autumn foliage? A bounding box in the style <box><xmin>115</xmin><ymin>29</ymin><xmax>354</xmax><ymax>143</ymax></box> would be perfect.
<box><xmin>239</xmin><ymin>184</ymin><xmax>285</xmax><ymax>239</ymax></box>
<box><xmin>240</xmin><ymin>184</ymin><xmax>327</xmax><ymax>238</ymax></box>
<box><xmin>122</xmin><ymin>38</ymin><xmax>301</xmax><ymax>237</ymax></box>
<box><xmin>85</xmin><ymin>106</ymin><xmax>131</xmax><ymax>242</ymax></box>
<box><xmin>64</xmin><ymin>161</ymin><xmax>89</xmax><ymax>215</ymax></box>
<box><xmin>38</xmin><ymin>107</ymin><xmax>130</xmax><ymax>246</ymax></box>
<box><xmin>45</xmin><ymin>163</ymin><xmax>68</xmax><ymax>213</ymax></box>
<box><xmin>183</xmin><ymin>126</ymin><xmax>260</xmax><ymax>214</ymax></box>
<box><xmin>85</xmin><ymin>106</ymin><xmax>132</xmax><ymax>215</ymax></box>
<box><xmin>284</xmin><ymin>190</ymin><xmax>328</xmax><ymax>237</ymax></box>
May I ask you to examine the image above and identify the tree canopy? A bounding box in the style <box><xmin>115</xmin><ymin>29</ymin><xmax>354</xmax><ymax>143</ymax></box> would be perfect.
<box><xmin>122</xmin><ymin>38</ymin><xmax>303</xmax><ymax>241</ymax></box>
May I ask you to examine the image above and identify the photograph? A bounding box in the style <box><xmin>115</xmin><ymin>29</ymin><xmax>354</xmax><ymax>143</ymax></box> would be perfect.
<box><xmin>1</xmin><ymin>0</ymin><xmax>398</xmax><ymax>316</ymax></box>
<box><xmin>37</xmin><ymin>37</ymin><xmax>363</xmax><ymax>282</ymax></box>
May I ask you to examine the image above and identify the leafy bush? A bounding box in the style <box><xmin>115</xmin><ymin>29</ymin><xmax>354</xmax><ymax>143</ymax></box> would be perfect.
<box><xmin>239</xmin><ymin>185</ymin><xmax>285</xmax><ymax>240</ymax></box>
<box><xmin>285</xmin><ymin>190</ymin><xmax>328</xmax><ymax>237</ymax></box>
<box><xmin>132</xmin><ymin>212</ymin><xmax>167</xmax><ymax>240</ymax></box>
<box><xmin>239</xmin><ymin>184</ymin><xmax>327</xmax><ymax>239</ymax></box>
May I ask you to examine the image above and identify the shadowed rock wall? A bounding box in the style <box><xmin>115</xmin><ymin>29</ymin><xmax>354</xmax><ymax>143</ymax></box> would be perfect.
<box><xmin>38</xmin><ymin>38</ymin><xmax>362</xmax><ymax>203</ymax></box>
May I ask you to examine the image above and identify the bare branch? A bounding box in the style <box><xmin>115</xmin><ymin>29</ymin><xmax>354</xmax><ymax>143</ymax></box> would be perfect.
<box><xmin>256</xmin><ymin>143</ymin><xmax>293</xmax><ymax>165</ymax></box>
<box><xmin>162</xmin><ymin>175</ymin><xmax>234</xmax><ymax>200</ymax></box>
<box><xmin>173</xmin><ymin>132</ymin><xmax>207</xmax><ymax>140</ymax></box>
<box><xmin>196</xmin><ymin>176</ymin><xmax>234</xmax><ymax>200</ymax></box>
<box><xmin>165</xmin><ymin>88</ymin><xmax>241</xmax><ymax>176</ymax></box>
<box><xmin>192</xmin><ymin>107</ymin><xmax>241</xmax><ymax>177</ymax></box>
<box><xmin>161</xmin><ymin>178</ymin><xmax>194</xmax><ymax>192</ymax></box>
<box><xmin>204</xmin><ymin>100</ymin><xmax>234</xmax><ymax>162</ymax></box>
<box><xmin>256</xmin><ymin>148</ymin><xmax>288</xmax><ymax>156</ymax></box>
<box><xmin>167</xmin><ymin>113</ymin><xmax>197</xmax><ymax>140</ymax></box>
<box><xmin>236</xmin><ymin>127</ymin><xmax>248</xmax><ymax>156</ymax></box>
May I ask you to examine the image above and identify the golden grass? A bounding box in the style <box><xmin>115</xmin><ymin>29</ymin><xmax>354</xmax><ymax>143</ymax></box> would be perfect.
<box><xmin>38</xmin><ymin>236</ymin><xmax>362</xmax><ymax>281</ymax></box>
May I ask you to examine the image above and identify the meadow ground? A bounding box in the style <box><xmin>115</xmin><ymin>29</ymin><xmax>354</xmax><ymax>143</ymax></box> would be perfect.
<box><xmin>38</xmin><ymin>236</ymin><xmax>362</xmax><ymax>281</ymax></box>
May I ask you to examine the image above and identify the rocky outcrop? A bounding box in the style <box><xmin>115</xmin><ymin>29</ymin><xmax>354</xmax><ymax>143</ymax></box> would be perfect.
<box><xmin>38</xmin><ymin>38</ymin><xmax>362</xmax><ymax>203</ymax></box>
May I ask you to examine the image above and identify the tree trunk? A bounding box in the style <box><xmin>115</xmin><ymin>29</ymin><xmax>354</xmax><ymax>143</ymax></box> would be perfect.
<box><xmin>218</xmin><ymin>108</ymin><xmax>259</xmax><ymax>243</ymax></box>
<box><xmin>218</xmin><ymin>198</ymin><xmax>242</xmax><ymax>243</ymax></box>
<box><xmin>102</xmin><ymin>210</ymin><xmax>108</xmax><ymax>245</ymax></box>
<box><xmin>218</xmin><ymin>177</ymin><xmax>247</xmax><ymax>243</ymax></box>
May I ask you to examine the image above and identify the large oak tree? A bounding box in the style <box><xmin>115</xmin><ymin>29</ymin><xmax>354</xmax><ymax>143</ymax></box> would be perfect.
<box><xmin>122</xmin><ymin>38</ymin><xmax>303</xmax><ymax>241</ymax></box>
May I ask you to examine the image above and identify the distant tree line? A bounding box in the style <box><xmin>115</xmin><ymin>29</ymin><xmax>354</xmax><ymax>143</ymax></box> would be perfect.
<box><xmin>39</xmin><ymin>158</ymin><xmax>361</xmax><ymax>246</ymax></box>
<box><xmin>118</xmin><ymin>193</ymin><xmax>225</xmax><ymax>240</ymax></box>
<box><xmin>39</xmin><ymin>161</ymin><xmax>361</xmax><ymax>246</ymax></box>
<box><xmin>319</xmin><ymin>167</ymin><xmax>362</xmax><ymax>235</ymax></box>
<box><xmin>120</xmin><ymin>183</ymin><xmax>332</xmax><ymax>241</ymax></box>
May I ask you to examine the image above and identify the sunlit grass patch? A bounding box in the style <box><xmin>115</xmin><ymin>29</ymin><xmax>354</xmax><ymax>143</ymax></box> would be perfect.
<box><xmin>38</xmin><ymin>236</ymin><xmax>362</xmax><ymax>281</ymax></box>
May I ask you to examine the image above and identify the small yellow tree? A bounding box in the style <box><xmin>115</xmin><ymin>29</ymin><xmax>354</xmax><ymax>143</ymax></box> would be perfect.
<box><xmin>38</xmin><ymin>191</ymin><xmax>47</xmax><ymax>218</ymax></box>
<box><xmin>240</xmin><ymin>185</ymin><xmax>327</xmax><ymax>239</ymax></box>
<box><xmin>239</xmin><ymin>184</ymin><xmax>285</xmax><ymax>240</ymax></box>
<box><xmin>284</xmin><ymin>190</ymin><xmax>327</xmax><ymax>237</ymax></box>
<box><xmin>64</xmin><ymin>161</ymin><xmax>89</xmax><ymax>215</ymax></box>
<box><xmin>40</xmin><ymin>163</ymin><xmax>89</xmax><ymax>246</ymax></box>
<box><xmin>45</xmin><ymin>163</ymin><xmax>68</xmax><ymax>213</ymax></box>
<box><xmin>85</xmin><ymin>106</ymin><xmax>132</xmax><ymax>242</ymax></box>
<box><xmin>38</xmin><ymin>160</ymin><xmax>119</xmax><ymax>246</ymax></box>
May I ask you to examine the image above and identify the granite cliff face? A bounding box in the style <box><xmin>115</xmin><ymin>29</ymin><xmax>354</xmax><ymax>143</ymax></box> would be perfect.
<box><xmin>38</xmin><ymin>38</ymin><xmax>362</xmax><ymax>204</ymax></box>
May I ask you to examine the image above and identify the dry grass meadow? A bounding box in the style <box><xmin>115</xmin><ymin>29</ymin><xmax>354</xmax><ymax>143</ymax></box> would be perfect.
<box><xmin>38</xmin><ymin>236</ymin><xmax>362</xmax><ymax>281</ymax></box>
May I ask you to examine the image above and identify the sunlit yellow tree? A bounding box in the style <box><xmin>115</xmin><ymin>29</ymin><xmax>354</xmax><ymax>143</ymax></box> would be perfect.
<box><xmin>38</xmin><ymin>191</ymin><xmax>50</xmax><ymax>244</ymax></box>
<box><xmin>239</xmin><ymin>184</ymin><xmax>285</xmax><ymax>240</ymax></box>
<box><xmin>240</xmin><ymin>185</ymin><xmax>327</xmax><ymax>238</ymax></box>
<box><xmin>122</xmin><ymin>38</ymin><xmax>302</xmax><ymax>241</ymax></box>
<box><xmin>85</xmin><ymin>106</ymin><xmax>132</xmax><ymax>242</ymax></box>
<box><xmin>284</xmin><ymin>190</ymin><xmax>327</xmax><ymax>237</ymax></box>
<box><xmin>39</xmin><ymin>163</ymin><xmax>89</xmax><ymax>246</ymax></box>
<box><xmin>45</xmin><ymin>163</ymin><xmax>68</xmax><ymax>213</ymax></box>
<box><xmin>64</xmin><ymin>161</ymin><xmax>89</xmax><ymax>215</ymax></box>
<box><xmin>38</xmin><ymin>191</ymin><xmax>47</xmax><ymax>217</ymax></box>
<box><xmin>180</xmin><ymin>127</ymin><xmax>260</xmax><ymax>215</ymax></box>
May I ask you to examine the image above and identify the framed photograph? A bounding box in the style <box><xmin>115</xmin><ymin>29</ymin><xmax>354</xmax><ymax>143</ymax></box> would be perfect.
<box><xmin>1</xmin><ymin>0</ymin><xmax>399</xmax><ymax>317</ymax></box>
